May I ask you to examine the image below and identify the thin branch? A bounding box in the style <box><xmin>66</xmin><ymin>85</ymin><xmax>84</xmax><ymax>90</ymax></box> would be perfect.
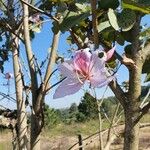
<box><xmin>45</xmin><ymin>77</ymin><xmax>66</xmax><ymax>93</ymax></box>
<box><xmin>140</xmin><ymin>88</ymin><xmax>150</xmax><ymax>108</ymax></box>
<box><xmin>20</xmin><ymin>0</ymin><xmax>59</xmax><ymax>22</ymax></box>
<box><xmin>43</xmin><ymin>31</ymin><xmax>60</xmax><ymax>92</ymax></box>
<box><xmin>69</xmin><ymin>29</ymin><xmax>84</xmax><ymax>49</ymax></box>
<box><xmin>90</xmin><ymin>0</ymin><xmax>99</xmax><ymax>49</ymax></box>
<box><xmin>106</xmin><ymin>103</ymin><xmax>120</xmax><ymax>142</ymax></box>
<box><xmin>0</xmin><ymin>18</ymin><xmax>24</xmax><ymax>43</ymax></box>
<box><xmin>109</xmin><ymin>80</ymin><xmax>127</xmax><ymax>108</ymax></box>
<box><xmin>134</xmin><ymin>101</ymin><xmax>150</xmax><ymax>125</ymax></box>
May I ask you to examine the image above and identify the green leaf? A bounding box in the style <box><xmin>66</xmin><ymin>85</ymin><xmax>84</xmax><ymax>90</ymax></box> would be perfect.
<box><xmin>122</xmin><ymin>0</ymin><xmax>150</xmax><ymax>14</ymax></box>
<box><xmin>75</xmin><ymin>3</ymin><xmax>90</xmax><ymax>12</ymax></box>
<box><xmin>117</xmin><ymin>9</ymin><xmax>136</xmax><ymax>31</ymax></box>
<box><xmin>97</xmin><ymin>21</ymin><xmax>111</xmax><ymax>32</ymax></box>
<box><xmin>140</xmin><ymin>27</ymin><xmax>150</xmax><ymax>39</ymax></box>
<box><xmin>108</xmin><ymin>9</ymin><xmax>120</xmax><ymax>31</ymax></box>
<box><xmin>98</xmin><ymin>0</ymin><xmax>119</xmax><ymax>9</ymax></box>
<box><xmin>66</xmin><ymin>35</ymin><xmax>74</xmax><ymax>44</ymax></box>
<box><xmin>31</xmin><ymin>26</ymin><xmax>41</xmax><ymax>33</ymax></box>
<box><xmin>59</xmin><ymin>11</ymin><xmax>90</xmax><ymax>32</ymax></box>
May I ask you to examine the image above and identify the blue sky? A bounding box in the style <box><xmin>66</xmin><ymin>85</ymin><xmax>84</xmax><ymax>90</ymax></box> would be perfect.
<box><xmin>0</xmin><ymin>15</ymin><xmax>150</xmax><ymax>109</ymax></box>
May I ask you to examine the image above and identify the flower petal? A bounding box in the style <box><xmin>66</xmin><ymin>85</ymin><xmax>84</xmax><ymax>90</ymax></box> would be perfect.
<box><xmin>106</xmin><ymin>46</ymin><xmax>115</xmax><ymax>61</ymax></box>
<box><xmin>89</xmin><ymin>53</ymin><xmax>105</xmax><ymax>73</ymax></box>
<box><xmin>58</xmin><ymin>60</ymin><xmax>76</xmax><ymax>78</ymax></box>
<box><xmin>53</xmin><ymin>78</ymin><xmax>83</xmax><ymax>99</ymax></box>
<box><xmin>73</xmin><ymin>49</ymin><xmax>91</xmax><ymax>74</ymax></box>
<box><xmin>90</xmin><ymin>70</ymin><xmax>115</xmax><ymax>87</ymax></box>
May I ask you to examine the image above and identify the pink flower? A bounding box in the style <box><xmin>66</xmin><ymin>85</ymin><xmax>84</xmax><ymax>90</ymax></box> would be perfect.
<box><xmin>5</xmin><ymin>72</ymin><xmax>13</xmax><ymax>79</ymax></box>
<box><xmin>29</xmin><ymin>13</ymin><xmax>41</xmax><ymax>23</ymax></box>
<box><xmin>53</xmin><ymin>48</ymin><xmax>115</xmax><ymax>99</ymax></box>
<box><xmin>95</xmin><ymin>46</ymin><xmax>116</xmax><ymax>61</ymax></box>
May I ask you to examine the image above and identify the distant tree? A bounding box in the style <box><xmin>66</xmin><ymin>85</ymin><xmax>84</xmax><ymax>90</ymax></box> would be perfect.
<box><xmin>44</xmin><ymin>105</ymin><xmax>61</xmax><ymax>129</ymax></box>
<box><xmin>78</xmin><ymin>92</ymin><xmax>98</xmax><ymax>120</ymax></box>
<box><xmin>69</xmin><ymin>103</ymin><xmax>78</xmax><ymax>114</ymax></box>
<box><xmin>101</xmin><ymin>97</ymin><xmax>118</xmax><ymax>117</ymax></box>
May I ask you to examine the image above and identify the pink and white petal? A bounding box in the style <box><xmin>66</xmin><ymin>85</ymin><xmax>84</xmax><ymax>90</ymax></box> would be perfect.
<box><xmin>58</xmin><ymin>60</ymin><xmax>76</xmax><ymax>78</ymax></box>
<box><xmin>73</xmin><ymin>49</ymin><xmax>91</xmax><ymax>73</ymax></box>
<box><xmin>90</xmin><ymin>74</ymin><xmax>115</xmax><ymax>88</ymax></box>
<box><xmin>106</xmin><ymin>46</ymin><xmax>115</xmax><ymax>61</ymax></box>
<box><xmin>98</xmin><ymin>76</ymin><xmax>115</xmax><ymax>87</ymax></box>
<box><xmin>53</xmin><ymin>78</ymin><xmax>83</xmax><ymax>99</ymax></box>
<box><xmin>89</xmin><ymin>54</ymin><xmax>105</xmax><ymax>74</ymax></box>
<box><xmin>90</xmin><ymin>71</ymin><xmax>107</xmax><ymax>87</ymax></box>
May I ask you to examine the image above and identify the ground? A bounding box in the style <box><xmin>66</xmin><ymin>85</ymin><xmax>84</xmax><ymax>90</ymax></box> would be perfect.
<box><xmin>0</xmin><ymin>125</ymin><xmax>149</xmax><ymax>150</ymax></box>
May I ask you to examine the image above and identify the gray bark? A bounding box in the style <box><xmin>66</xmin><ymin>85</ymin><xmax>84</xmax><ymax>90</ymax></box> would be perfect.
<box><xmin>12</xmin><ymin>34</ymin><xmax>28</xmax><ymax>150</ymax></box>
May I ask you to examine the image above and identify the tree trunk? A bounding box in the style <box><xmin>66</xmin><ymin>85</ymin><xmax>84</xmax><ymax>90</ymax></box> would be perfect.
<box><xmin>123</xmin><ymin>58</ymin><xmax>143</xmax><ymax>150</ymax></box>
<box><xmin>12</xmin><ymin>35</ymin><xmax>29</xmax><ymax>149</ymax></box>
<box><xmin>30</xmin><ymin>114</ymin><xmax>41</xmax><ymax>150</ymax></box>
<box><xmin>124</xmin><ymin>109</ymin><xmax>140</xmax><ymax>150</ymax></box>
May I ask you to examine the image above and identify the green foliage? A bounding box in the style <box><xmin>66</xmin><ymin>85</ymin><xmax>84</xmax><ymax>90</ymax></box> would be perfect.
<box><xmin>98</xmin><ymin>0</ymin><xmax>119</xmax><ymax>10</ymax></box>
<box><xmin>117</xmin><ymin>9</ymin><xmax>136</xmax><ymax>31</ymax></box>
<box><xmin>0</xmin><ymin>46</ymin><xmax>9</xmax><ymax>73</ymax></box>
<box><xmin>59</xmin><ymin>11</ymin><xmax>90</xmax><ymax>32</ymax></box>
<box><xmin>108</xmin><ymin>9</ymin><xmax>120</xmax><ymax>31</ymax></box>
<box><xmin>108</xmin><ymin>8</ymin><xmax>136</xmax><ymax>32</ymax></box>
<box><xmin>97</xmin><ymin>21</ymin><xmax>111</xmax><ymax>33</ymax></box>
<box><xmin>44</xmin><ymin>105</ymin><xmax>61</xmax><ymax>128</ymax></box>
<box><xmin>78</xmin><ymin>92</ymin><xmax>98</xmax><ymax>119</ymax></box>
<box><xmin>122</xmin><ymin>0</ymin><xmax>150</xmax><ymax>14</ymax></box>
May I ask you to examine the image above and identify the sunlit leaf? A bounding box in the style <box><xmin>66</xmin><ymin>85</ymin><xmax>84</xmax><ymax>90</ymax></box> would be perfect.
<box><xmin>108</xmin><ymin>9</ymin><xmax>120</xmax><ymax>31</ymax></box>
<box><xmin>97</xmin><ymin>21</ymin><xmax>111</xmax><ymax>32</ymax></box>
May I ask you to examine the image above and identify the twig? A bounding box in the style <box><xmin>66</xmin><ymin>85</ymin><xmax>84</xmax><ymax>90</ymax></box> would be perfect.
<box><xmin>140</xmin><ymin>88</ymin><xmax>150</xmax><ymax>108</ymax></box>
<box><xmin>106</xmin><ymin>103</ymin><xmax>120</xmax><ymax>143</ymax></box>
<box><xmin>93</xmin><ymin>86</ymin><xmax>108</xmax><ymax>150</ymax></box>
<box><xmin>20</xmin><ymin>0</ymin><xmax>59</xmax><ymax>22</ymax></box>
<box><xmin>134</xmin><ymin>101</ymin><xmax>150</xmax><ymax>125</ymax></box>
<box><xmin>45</xmin><ymin>77</ymin><xmax>66</xmax><ymax>93</ymax></box>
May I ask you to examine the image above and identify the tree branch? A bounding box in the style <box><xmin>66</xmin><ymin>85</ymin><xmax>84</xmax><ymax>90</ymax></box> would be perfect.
<box><xmin>22</xmin><ymin>0</ymin><xmax>38</xmax><ymax>107</ymax></box>
<box><xmin>69</xmin><ymin>29</ymin><xmax>84</xmax><ymax>49</ymax></box>
<box><xmin>134</xmin><ymin>101</ymin><xmax>150</xmax><ymax>125</ymax></box>
<box><xmin>90</xmin><ymin>0</ymin><xmax>99</xmax><ymax>49</ymax></box>
<box><xmin>20</xmin><ymin>0</ymin><xmax>59</xmax><ymax>22</ymax></box>
<box><xmin>35</xmin><ymin>30</ymin><xmax>60</xmax><ymax>113</ymax></box>
<box><xmin>43</xmin><ymin>31</ymin><xmax>60</xmax><ymax>92</ymax></box>
<box><xmin>109</xmin><ymin>80</ymin><xmax>127</xmax><ymax>109</ymax></box>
